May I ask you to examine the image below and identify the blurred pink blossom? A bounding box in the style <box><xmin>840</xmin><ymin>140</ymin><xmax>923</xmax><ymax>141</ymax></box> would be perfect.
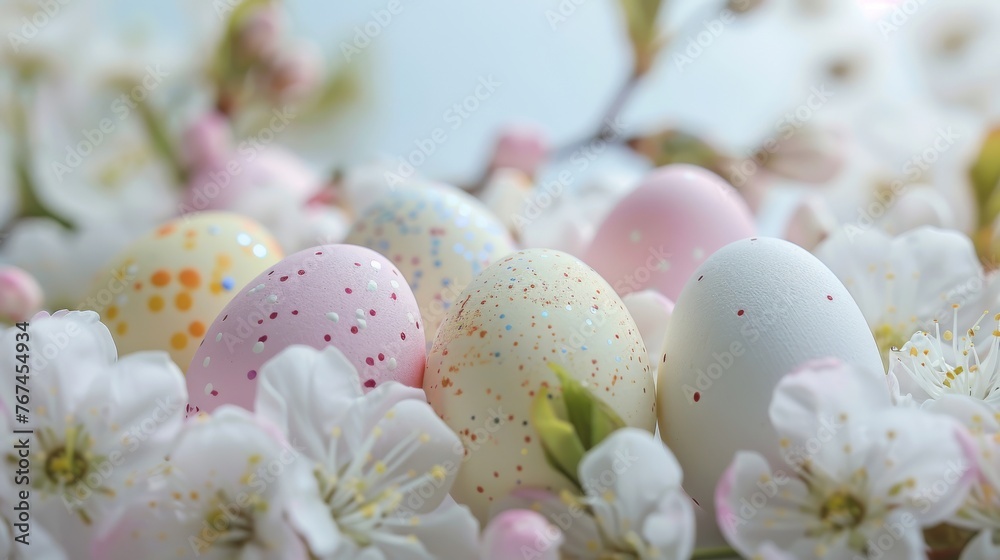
<box><xmin>480</xmin><ymin>509</ymin><xmax>562</xmax><ymax>560</ymax></box>
<box><xmin>0</xmin><ymin>265</ymin><xmax>43</xmax><ymax>323</ymax></box>
<box><xmin>237</xmin><ymin>3</ymin><xmax>285</xmax><ymax>60</ymax></box>
<box><xmin>181</xmin><ymin>111</ymin><xmax>232</xmax><ymax>171</ymax></box>
<box><xmin>783</xmin><ymin>195</ymin><xmax>837</xmax><ymax>250</ymax></box>
<box><xmin>489</xmin><ymin>124</ymin><xmax>549</xmax><ymax>177</ymax></box>
<box><xmin>259</xmin><ymin>42</ymin><xmax>323</xmax><ymax>103</ymax></box>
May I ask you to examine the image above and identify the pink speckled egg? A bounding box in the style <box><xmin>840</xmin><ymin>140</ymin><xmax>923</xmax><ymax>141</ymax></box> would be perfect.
<box><xmin>186</xmin><ymin>244</ymin><xmax>425</xmax><ymax>416</ymax></box>
<box><xmin>583</xmin><ymin>164</ymin><xmax>756</xmax><ymax>300</ymax></box>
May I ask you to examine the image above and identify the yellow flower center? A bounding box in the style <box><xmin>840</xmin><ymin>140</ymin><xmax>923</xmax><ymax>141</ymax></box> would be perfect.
<box><xmin>819</xmin><ymin>491</ymin><xmax>865</xmax><ymax>530</ymax></box>
<box><xmin>874</xmin><ymin>323</ymin><xmax>907</xmax><ymax>368</ymax></box>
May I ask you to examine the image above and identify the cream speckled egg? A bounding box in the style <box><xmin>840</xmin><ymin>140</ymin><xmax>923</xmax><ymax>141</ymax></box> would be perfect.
<box><xmin>424</xmin><ymin>248</ymin><xmax>656</xmax><ymax>523</ymax></box>
<box><xmin>657</xmin><ymin>237</ymin><xmax>882</xmax><ymax>538</ymax></box>
<box><xmin>345</xmin><ymin>184</ymin><xmax>517</xmax><ymax>345</ymax></box>
<box><xmin>82</xmin><ymin>212</ymin><xmax>282</xmax><ymax>369</ymax></box>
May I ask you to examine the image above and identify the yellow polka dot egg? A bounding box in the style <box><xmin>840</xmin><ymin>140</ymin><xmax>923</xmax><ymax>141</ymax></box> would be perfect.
<box><xmin>82</xmin><ymin>212</ymin><xmax>282</xmax><ymax>369</ymax></box>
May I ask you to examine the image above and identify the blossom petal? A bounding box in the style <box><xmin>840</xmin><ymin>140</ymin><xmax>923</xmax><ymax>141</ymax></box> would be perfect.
<box><xmin>93</xmin><ymin>407</ymin><xmax>320</xmax><ymax>560</ymax></box>
<box><xmin>578</xmin><ymin>428</ymin><xmax>685</xmax><ymax>530</ymax></box>
<box><xmin>2</xmin><ymin>311</ymin><xmax>116</xmax><ymax>427</ymax></box>
<box><xmin>814</xmin><ymin>227</ymin><xmax>893</xmax><ymax>322</ymax></box>
<box><xmin>890</xmin><ymin>227</ymin><xmax>986</xmax><ymax>321</ymax></box>
<box><xmin>865</xmin><ymin>407</ymin><xmax>977</xmax><ymax>525</ymax></box>
<box><xmin>255</xmin><ymin>345</ymin><xmax>364</xmax><ymax>461</ymax></box>
<box><xmin>360</xmin><ymin>398</ymin><xmax>464</xmax><ymax>514</ymax></box>
<box><xmin>374</xmin><ymin>497</ymin><xmax>479</xmax><ymax>560</ymax></box>
<box><xmin>768</xmin><ymin>358</ymin><xmax>889</xmax><ymax>457</ymax></box>
<box><xmin>640</xmin><ymin>490</ymin><xmax>695</xmax><ymax>560</ymax></box>
<box><xmin>715</xmin><ymin>451</ymin><xmax>812</xmax><ymax>558</ymax></box>
<box><xmin>868</xmin><ymin>509</ymin><xmax>928</xmax><ymax>560</ymax></box>
<box><xmin>959</xmin><ymin>530</ymin><xmax>1000</xmax><ymax>560</ymax></box>
<box><xmin>83</xmin><ymin>351</ymin><xmax>186</xmax><ymax>453</ymax></box>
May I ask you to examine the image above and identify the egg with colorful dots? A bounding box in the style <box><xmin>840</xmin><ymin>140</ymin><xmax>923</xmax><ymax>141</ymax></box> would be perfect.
<box><xmin>583</xmin><ymin>164</ymin><xmax>756</xmax><ymax>300</ymax></box>
<box><xmin>186</xmin><ymin>244</ymin><xmax>426</xmax><ymax>416</ymax></box>
<box><xmin>423</xmin><ymin>248</ymin><xmax>656</xmax><ymax>523</ymax></box>
<box><xmin>82</xmin><ymin>212</ymin><xmax>282</xmax><ymax>369</ymax></box>
<box><xmin>345</xmin><ymin>183</ymin><xmax>516</xmax><ymax>345</ymax></box>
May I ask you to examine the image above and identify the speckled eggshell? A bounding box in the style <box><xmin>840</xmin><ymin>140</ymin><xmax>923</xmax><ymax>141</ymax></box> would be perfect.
<box><xmin>657</xmin><ymin>237</ymin><xmax>882</xmax><ymax>538</ymax></box>
<box><xmin>583</xmin><ymin>164</ymin><xmax>756</xmax><ymax>301</ymax></box>
<box><xmin>186</xmin><ymin>244</ymin><xmax>426</xmax><ymax>416</ymax></box>
<box><xmin>424</xmin><ymin>248</ymin><xmax>656</xmax><ymax>523</ymax></box>
<box><xmin>345</xmin><ymin>184</ymin><xmax>517</xmax><ymax>345</ymax></box>
<box><xmin>83</xmin><ymin>212</ymin><xmax>282</xmax><ymax>369</ymax></box>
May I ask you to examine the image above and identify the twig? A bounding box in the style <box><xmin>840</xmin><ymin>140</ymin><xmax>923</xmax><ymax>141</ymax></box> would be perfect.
<box><xmin>550</xmin><ymin>72</ymin><xmax>641</xmax><ymax>161</ymax></box>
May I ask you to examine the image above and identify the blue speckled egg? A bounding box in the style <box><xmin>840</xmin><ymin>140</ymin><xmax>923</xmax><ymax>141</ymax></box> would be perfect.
<box><xmin>345</xmin><ymin>184</ymin><xmax>517</xmax><ymax>344</ymax></box>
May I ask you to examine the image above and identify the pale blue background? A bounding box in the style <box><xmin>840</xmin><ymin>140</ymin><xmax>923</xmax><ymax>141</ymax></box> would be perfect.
<box><xmin>101</xmin><ymin>0</ymin><xmax>853</xmax><ymax>186</ymax></box>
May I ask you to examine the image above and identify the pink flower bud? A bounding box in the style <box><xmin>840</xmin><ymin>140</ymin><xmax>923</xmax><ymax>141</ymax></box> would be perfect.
<box><xmin>783</xmin><ymin>195</ymin><xmax>837</xmax><ymax>251</ymax></box>
<box><xmin>260</xmin><ymin>42</ymin><xmax>323</xmax><ymax>103</ymax></box>
<box><xmin>182</xmin><ymin>112</ymin><xmax>233</xmax><ymax>172</ymax></box>
<box><xmin>237</xmin><ymin>3</ymin><xmax>285</xmax><ymax>60</ymax></box>
<box><xmin>480</xmin><ymin>509</ymin><xmax>563</xmax><ymax>560</ymax></box>
<box><xmin>0</xmin><ymin>266</ymin><xmax>44</xmax><ymax>323</ymax></box>
<box><xmin>764</xmin><ymin>125</ymin><xmax>846</xmax><ymax>185</ymax></box>
<box><xmin>490</xmin><ymin>124</ymin><xmax>549</xmax><ymax>177</ymax></box>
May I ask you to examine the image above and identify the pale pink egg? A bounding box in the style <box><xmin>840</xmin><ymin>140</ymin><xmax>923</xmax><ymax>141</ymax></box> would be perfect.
<box><xmin>186</xmin><ymin>244</ymin><xmax>425</xmax><ymax>416</ymax></box>
<box><xmin>582</xmin><ymin>164</ymin><xmax>755</xmax><ymax>300</ymax></box>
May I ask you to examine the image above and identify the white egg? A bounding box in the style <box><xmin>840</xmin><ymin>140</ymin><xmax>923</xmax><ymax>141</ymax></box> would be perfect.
<box><xmin>424</xmin><ymin>248</ymin><xmax>656</xmax><ymax>523</ymax></box>
<box><xmin>657</xmin><ymin>237</ymin><xmax>882</xmax><ymax>538</ymax></box>
<box><xmin>345</xmin><ymin>184</ymin><xmax>516</xmax><ymax>345</ymax></box>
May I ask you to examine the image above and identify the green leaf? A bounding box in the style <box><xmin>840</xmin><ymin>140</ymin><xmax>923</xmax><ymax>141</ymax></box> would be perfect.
<box><xmin>548</xmin><ymin>362</ymin><xmax>626</xmax><ymax>448</ymax></box>
<box><xmin>970</xmin><ymin>127</ymin><xmax>1000</xmax><ymax>228</ymax></box>
<box><xmin>529</xmin><ymin>363</ymin><xmax>629</xmax><ymax>489</ymax></box>
<box><xmin>530</xmin><ymin>388</ymin><xmax>586</xmax><ymax>490</ymax></box>
<box><xmin>618</xmin><ymin>0</ymin><xmax>665</xmax><ymax>75</ymax></box>
<box><xmin>628</xmin><ymin>129</ymin><xmax>727</xmax><ymax>177</ymax></box>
